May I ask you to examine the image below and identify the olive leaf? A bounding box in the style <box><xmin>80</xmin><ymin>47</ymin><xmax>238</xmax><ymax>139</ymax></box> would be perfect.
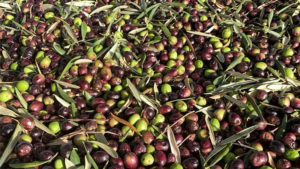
<box><xmin>0</xmin><ymin>106</ymin><xmax>19</xmax><ymax>117</ymax></box>
<box><xmin>187</xmin><ymin>30</ymin><xmax>220</xmax><ymax>39</ymax></box>
<box><xmin>225</xmin><ymin>54</ymin><xmax>245</xmax><ymax>71</ymax></box>
<box><xmin>90</xmin><ymin>5</ymin><xmax>114</xmax><ymax>16</ymax></box>
<box><xmin>224</xmin><ymin>95</ymin><xmax>247</xmax><ymax>108</ymax></box>
<box><xmin>246</xmin><ymin>94</ymin><xmax>265</xmax><ymax>121</ymax></box>
<box><xmin>54</xmin><ymin>80</ymin><xmax>80</xmax><ymax>89</ymax></box>
<box><xmin>205</xmin><ymin>115</ymin><xmax>216</xmax><ymax>147</ymax></box>
<box><xmin>74</xmin><ymin>59</ymin><xmax>93</xmax><ymax>65</ymax></box>
<box><xmin>81</xmin><ymin>22</ymin><xmax>88</xmax><ymax>40</ymax></box>
<box><xmin>63</xmin><ymin>24</ymin><xmax>78</xmax><ymax>44</ymax></box>
<box><xmin>85</xmin><ymin>146</ymin><xmax>98</xmax><ymax>169</ymax></box>
<box><xmin>207</xmin><ymin>144</ymin><xmax>232</xmax><ymax>167</ymax></box>
<box><xmin>88</xmin><ymin>141</ymin><xmax>119</xmax><ymax>158</ymax></box>
<box><xmin>58</xmin><ymin>56</ymin><xmax>81</xmax><ymax>80</ymax></box>
<box><xmin>70</xmin><ymin>149</ymin><xmax>81</xmax><ymax>166</ymax></box>
<box><xmin>103</xmin><ymin>42</ymin><xmax>119</xmax><ymax>60</ymax></box>
<box><xmin>129</xmin><ymin>27</ymin><xmax>147</xmax><ymax>35</ymax></box>
<box><xmin>126</xmin><ymin>78</ymin><xmax>142</xmax><ymax>103</ymax></box>
<box><xmin>167</xmin><ymin>125</ymin><xmax>181</xmax><ymax>163</ymax></box>
<box><xmin>54</xmin><ymin>94</ymin><xmax>71</xmax><ymax>107</ymax></box>
<box><xmin>65</xmin><ymin>1</ymin><xmax>94</xmax><ymax>7</ymax></box>
<box><xmin>14</xmin><ymin>88</ymin><xmax>28</xmax><ymax>109</ymax></box>
<box><xmin>110</xmin><ymin>113</ymin><xmax>141</xmax><ymax>136</ymax></box>
<box><xmin>276</xmin><ymin>114</ymin><xmax>287</xmax><ymax>139</ymax></box>
<box><xmin>140</xmin><ymin>94</ymin><xmax>159</xmax><ymax>110</ymax></box>
<box><xmin>0</xmin><ymin>124</ymin><xmax>22</xmax><ymax>168</ymax></box>
<box><xmin>56</xmin><ymin>84</ymin><xmax>75</xmax><ymax>103</ymax></box>
<box><xmin>84</xmin><ymin>156</ymin><xmax>91</xmax><ymax>169</ymax></box>
<box><xmin>65</xmin><ymin>158</ymin><xmax>76</xmax><ymax>169</ymax></box>
<box><xmin>9</xmin><ymin>153</ymin><xmax>58</xmax><ymax>168</ymax></box>
<box><xmin>53</xmin><ymin>42</ymin><xmax>66</xmax><ymax>55</ymax></box>
<box><xmin>240</xmin><ymin>33</ymin><xmax>252</xmax><ymax>51</ymax></box>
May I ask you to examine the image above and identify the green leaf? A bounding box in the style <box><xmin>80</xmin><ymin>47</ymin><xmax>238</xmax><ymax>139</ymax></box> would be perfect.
<box><xmin>225</xmin><ymin>54</ymin><xmax>245</xmax><ymax>71</ymax></box>
<box><xmin>208</xmin><ymin>144</ymin><xmax>232</xmax><ymax>167</ymax></box>
<box><xmin>268</xmin><ymin>10</ymin><xmax>274</xmax><ymax>28</ymax></box>
<box><xmin>90</xmin><ymin>5</ymin><xmax>114</xmax><ymax>16</ymax></box>
<box><xmin>126</xmin><ymin>78</ymin><xmax>141</xmax><ymax>103</ymax></box>
<box><xmin>236</xmin><ymin>0</ymin><xmax>251</xmax><ymax>13</ymax></box>
<box><xmin>167</xmin><ymin>125</ymin><xmax>181</xmax><ymax>163</ymax></box>
<box><xmin>219</xmin><ymin>124</ymin><xmax>259</xmax><ymax>146</ymax></box>
<box><xmin>54</xmin><ymin>80</ymin><xmax>80</xmax><ymax>89</ymax></box>
<box><xmin>205</xmin><ymin>115</ymin><xmax>216</xmax><ymax>147</ymax></box>
<box><xmin>0</xmin><ymin>106</ymin><xmax>19</xmax><ymax>117</ymax></box>
<box><xmin>88</xmin><ymin>141</ymin><xmax>119</xmax><ymax>158</ymax></box>
<box><xmin>9</xmin><ymin>153</ymin><xmax>58</xmax><ymax>168</ymax></box>
<box><xmin>224</xmin><ymin>95</ymin><xmax>247</xmax><ymax>108</ymax></box>
<box><xmin>58</xmin><ymin>56</ymin><xmax>81</xmax><ymax>80</ymax></box>
<box><xmin>85</xmin><ymin>148</ymin><xmax>98</xmax><ymax>169</ymax></box>
<box><xmin>84</xmin><ymin>156</ymin><xmax>91</xmax><ymax>169</ymax></box>
<box><xmin>63</xmin><ymin>24</ymin><xmax>78</xmax><ymax>44</ymax></box>
<box><xmin>240</xmin><ymin>33</ymin><xmax>252</xmax><ymax>51</ymax></box>
<box><xmin>14</xmin><ymin>88</ymin><xmax>28</xmax><ymax>109</ymax></box>
<box><xmin>70</xmin><ymin>149</ymin><xmax>81</xmax><ymax>166</ymax></box>
<box><xmin>205</xmin><ymin>144</ymin><xmax>227</xmax><ymax>165</ymax></box>
<box><xmin>53</xmin><ymin>42</ymin><xmax>66</xmax><ymax>55</ymax></box>
<box><xmin>103</xmin><ymin>43</ymin><xmax>119</xmax><ymax>60</ymax></box>
<box><xmin>187</xmin><ymin>30</ymin><xmax>220</xmax><ymax>39</ymax></box>
<box><xmin>47</xmin><ymin>21</ymin><xmax>60</xmax><ymax>34</ymax></box>
<box><xmin>65</xmin><ymin>158</ymin><xmax>76</xmax><ymax>169</ymax></box>
<box><xmin>71</xmin><ymin>102</ymin><xmax>78</xmax><ymax>118</ymax></box>
<box><xmin>140</xmin><ymin>94</ymin><xmax>158</xmax><ymax>110</ymax></box>
<box><xmin>0</xmin><ymin>124</ymin><xmax>22</xmax><ymax>168</ymax></box>
<box><xmin>56</xmin><ymin>84</ymin><xmax>75</xmax><ymax>103</ymax></box>
<box><xmin>161</xmin><ymin>24</ymin><xmax>172</xmax><ymax>39</ymax></box>
<box><xmin>95</xmin><ymin>133</ymin><xmax>109</xmax><ymax>145</ymax></box>
<box><xmin>276</xmin><ymin>60</ymin><xmax>286</xmax><ymax>78</ymax></box>
<box><xmin>83</xmin><ymin>91</ymin><xmax>93</xmax><ymax>103</ymax></box>
<box><xmin>276</xmin><ymin>114</ymin><xmax>287</xmax><ymax>139</ymax></box>
<box><xmin>246</xmin><ymin>94</ymin><xmax>265</xmax><ymax>121</ymax></box>
<box><xmin>54</xmin><ymin>94</ymin><xmax>71</xmax><ymax>107</ymax></box>
<box><xmin>81</xmin><ymin>22</ymin><xmax>88</xmax><ymax>40</ymax></box>
<box><xmin>148</xmin><ymin>4</ymin><xmax>160</xmax><ymax>21</ymax></box>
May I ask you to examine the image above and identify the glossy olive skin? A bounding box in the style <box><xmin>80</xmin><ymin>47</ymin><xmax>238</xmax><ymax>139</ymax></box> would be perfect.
<box><xmin>250</xmin><ymin>152</ymin><xmax>268</xmax><ymax>167</ymax></box>
<box><xmin>93</xmin><ymin>151</ymin><xmax>110</xmax><ymax>164</ymax></box>
<box><xmin>230</xmin><ymin>159</ymin><xmax>244</xmax><ymax>169</ymax></box>
<box><xmin>124</xmin><ymin>152</ymin><xmax>139</xmax><ymax>169</ymax></box>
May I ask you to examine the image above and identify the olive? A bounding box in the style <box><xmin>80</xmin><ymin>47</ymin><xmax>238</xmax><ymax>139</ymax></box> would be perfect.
<box><xmin>230</xmin><ymin>159</ymin><xmax>244</xmax><ymax>169</ymax></box>
<box><xmin>284</xmin><ymin>149</ymin><xmax>299</xmax><ymax>161</ymax></box>
<box><xmin>54</xmin><ymin>158</ymin><xmax>64</xmax><ymax>169</ymax></box>
<box><xmin>170</xmin><ymin>163</ymin><xmax>184</xmax><ymax>169</ymax></box>
<box><xmin>161</xmin><ymin>84</ymin><xmax>172</xmax><ymax>94</ymax></box>
<box><xmin>38</xmin><ymin>150</ymin><xmax>55</xmax><ymax>161</ymax></box>
<box><xmin>16</xmin><ymin>80</ymin><xmax>30</xmax><ymax>92</ymax></box>
<box><xmin>182</xmin><ymin>157</ymin><xmax>199</xmax><ymax>169</ymax></box>
<box><xmin>48</xmin><ymin>121</ymin><xmax>61</xmax><ymax>134</ymax></box>
<box><xmin>93</xmin><ymin>151</ymin><xmax>110</xmax><ymax>164</ymax></box>
<box><xmin>140</xmin><ymin>153</ymin><xmax>154</xmax><ymax>166</ymax></box>
<box><xmin>124</xmin><ymin>152</ymin><xmax>139</xmax><ymax>169</ymax></box>
<box><xmin>0</xmin><ymin>90</ymin><xmax>14</xmax><ymax>103</ymax></box>
<box><xmin>20</xmin><ymin>117</ymin><xmax>35</xmax><ymax>131</ymax></box>
<box><xmin>15</xmin><ymin>142</ymin><xmax>33</xmax><ymax>157</ymax></box>
<box><xmin>154</xmin><ymin>151</ymin><xmax>167</xmax><ymax>166</ymax></box>
<box><xmin>250</xmin><ymin>151</ymin><xmax>268</xmax><ymax>167</ymax></box>
<box><xmin>276</xmin><ymin>159</ymin><xmax>291</xmax><ymax>169</ymax></box>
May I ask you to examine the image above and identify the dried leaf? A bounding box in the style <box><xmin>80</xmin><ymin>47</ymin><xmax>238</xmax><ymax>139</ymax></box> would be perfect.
<box><xmin>88</xmin><ymin>141</ymin><xmax>119</xmax><ymax>158</ymax></box>
<box><xmin>84</xmin><ymin>156</ymin><xmax>91</xmax><ymax>169</ymax></box>
<box><xmin>111</xmin><ymin>113</ymin><xmax>141</xmax><ymax>136</ymax></box>
<box><xmin>54</xmin><ymin>80</ymin><xmax>80</xmax><ymax>89</ymax></box>
<box><xmin>9</xmin><ymin>153</ymin><xmax>58</xmax><ymax>168</ymax></box>
<box><xmin>85</xmin><ymin>147</ymin><xmax>98</xmax><ymax>169</ymax></box>
<box><xmin>103</xmin><ymin>43</ymin><xmax>119</xmax><ymax>60</ymax></box>
<box><xmin>140</xmin><ymin>94</ymin><xmax>158</xmax><ymax>110</ymax></box>
<box><xmin>15</xmin><ymin>88</ymin><xmax>28</xmax><ymax>109</ymax></box>
<box><xmin>47</xmin><ymin>21</ymin><xmax>60</xmax><ymax>34</ymax></box>
<box><xmin>0</xmin><ymin>124</ymin><xmax>22</xmax><ymax>168</ymax></box>
<box><xmin>0</xmin><ymin>2</ymin><xmax>12</xmax><ymax>9</ymax></box>
<box><xmin>224</xmin><ymin>95</ymin><xmax>247</xmax><ymax>108</ymax></box>
<box><xmin>129</xmin><ymin>27</ymin><xmax>147</xmax><ymax>35</ymax></box>
<box><xmin>167</xmin><ymin>125</ymin><xmax>181</xmax><ymax>163</ymax></box>
<box><xmin>267</xmin><ymin>151</ymin><xmax>276</xmax><ymax>168</ymax></box>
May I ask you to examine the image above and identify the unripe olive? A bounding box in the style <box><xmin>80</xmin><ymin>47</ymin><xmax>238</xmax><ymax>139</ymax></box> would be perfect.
<box><xmin>16</xmin><ymin>80</ymin><xmax>30</xmax><ymax>92</ymax></box>
<box><xmin>222</xmin><ymin>28</ymin><xmax>233</xmax><ymax>39</ymax></box>
<box><xmin>161</xmin><ymin>84</ymin><xmax>172</xmax><ymax>94</ymax></box>
<box><xmin>48</xmin><ymin>121</ymin><xmax>61</xmax><ymax>134</ymax></box>
<box><xmin>140</xmin><ymin>153</ymin><xmax>154</xmax><ymax>166</ymax></box>
<box><xmin>129</xmin><ymin>113</ymin><xmax>141</xmax><ymax>125</ymax></box>
<box><xmin>135</xmin><ymin>118</ymin><xmax>148</xmax><ymax>133</ymax></box>
<box><xmin>0</xmin><ymin>90</ymin><xmax>13</xmax><ymax>103</ymax></box>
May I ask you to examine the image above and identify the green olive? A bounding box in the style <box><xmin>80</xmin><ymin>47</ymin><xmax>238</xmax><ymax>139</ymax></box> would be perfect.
<box><xmin>161</xmin><ymin>83</ymin><xmax>172</xmax><ymax>94</ymax></box>
<box><xmin>169</xmin><ymin>50</ymin><xmax>178</xmax><ymax>60</ymax></box>
<box><xmin>211</xmin><ymin>118</ymin><xmax>220</xmax><ymax>131</ymax></box>
<box><xmin>141</xmin><ymin>153</ymin><xmax>154</xmax><ymax>166</ymax></box>
<box><xmin>23</xmin><ymin>64</ymin><xmax>36</xmax><ymax>74</ymax></box>
<box><xmin>283</xmin><ymin>47</ymin><xmax>294</xmax><ymax>57</ymax></box>
<box><xmin>54</xmin><ymin>158</ymin><xmax>64</xmax><ymax>169</ymax></box>
<box><xmin>285</xmin><ymin>68</ymin><xmax>296</xmax><ymax>79</ymax></box>
<box><xmin>175</xmin><ymin>100</ymin><xmax>188</xmax><ymax>112</ymax></box>
<box><xmin>20</xmin><ymin>134</ymin><xmax>32</xmax><ymax>143</ymax></box>
<box><xmin>195</xmin><ymin>60</ymin><xmax>204</xmax><ymax>69</ymax></box>
<box><xmin>0</xmin><ymin>90</ymin><xmax>13</xmax><ymax>103</ymax></box>
<box><xmin>196</xmin><ymin>96</ymin><xmax>207</xmax><ymax>106</ymax></box>
<box><xmin>135</xmin><ymin>118</ymin><xmax>148</xmax><ymax>133</ymax></box>
<box><xmin>223</xmin><ymin>152</ymin><xmax>236</xmax><ymax>163</ymax></box>
<box><xmin>255</xmin><ymin>62</ymin><xmax>267</xmax><ymax>70</ymax></box>
<box><xmin>197</xmin><ymin>129</ymin><xmax>208</xmax><ymax>140</ymax></box>
<box><xmin>152</xmin><ymin>114</ymin><xmax>165</xmax><ymax>125</ymax></box>
<box><xmin>35</xmin><ymin>51</ymin><xmax>45</xmax><ymax>61</ymax></box>
<box><xmin>177</xmin><ymin>65</ymin><xmax>186</xmax><ymax>75</ymax></box>
<box><xmin>48</xmin><ymin>121</ymin><xmax>61</xmax><ymax>134</ymax></box>
<box><xmin>214</xmin><ymin>108</ymin><xmax>226</xmax><ymax>121</ymax></box>
<box><xmin>284</xmin><ymin>149</ymin><xmax>300</xmax><ymax>161</ymax></box>
<box><xmin>146</xmin><ymin>145</ymin><xmax>155</xmax><ymax>153</ymax></box>
<box><xmin>129</xmin><ymin>113</ymin><xmax>141</xmax><ymax>125</ymax></box>
<box><xmin>16</xmin><ymin>80</ymin><xmax>29</xmax><ymax>92</ymax></box>
<box><xmin>74</xmin><ymin>17</ymin><xmax>82</xmax><ymax>27</ymax></box>
<box><xmin>121</xmin><ymin>126</ymin><xmax>134</xmax><ymax>137</ymax></box>
<box><xmin>206</xmin><ymin>84</ymin><xmax>215</xmax><ymax>93</ymax></box>
<box><xmin>259</xmin><ymin>166</ymin><xmax>272</xmax><ymax>169</ymax></box>
<box><xmin>170</xmin><ymin>163</ymin><xmax>184</xmax><ymax>169</ymax></box>
<box><xmin>222</xmin><ymin>28</ymin><xmax>233</xmax><ymax>39</ymax></box>
<box><xmin>44</xmin><ymin>12</ymin><xmax>55</xmax><ymax>19</ymax></box>
<box><xmin>10</xmin><ymin>62</ymin><xmax>19</xmax><ymax>71</ymax></box>
<box><xmin>169</xmin><ymin>36</ymin><xmax>178</xmax><ymax>46</ymax></box>
<box><xmin>39</xmin><ymin>56</ymin><xmax>51</xmax><ymax>69</ymax></box>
